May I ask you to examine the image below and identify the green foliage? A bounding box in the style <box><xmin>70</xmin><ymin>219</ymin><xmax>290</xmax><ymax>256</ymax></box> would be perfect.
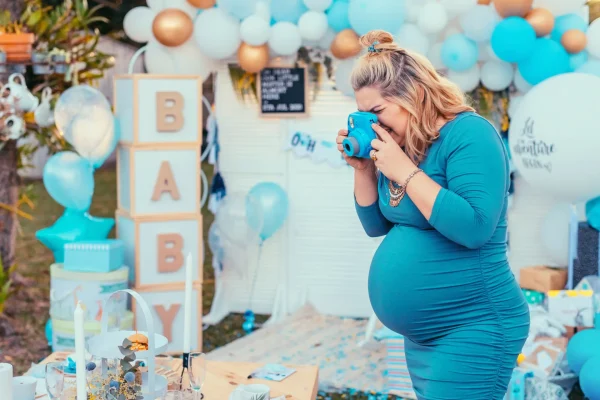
<box><xmin>0</xmin><ymin>257</ymin><xmax>16</xmax><ymax>315</ymax></box>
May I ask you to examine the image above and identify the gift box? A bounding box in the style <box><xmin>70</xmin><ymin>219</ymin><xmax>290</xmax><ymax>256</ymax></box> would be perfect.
<box><xmin>520</xmin><ymin>266</ymin><xmax>568</xmax><ymax>293</ymax></box>
<box><xmin>64</xmin><ymin>239</ymin><xmax>124</xmax><ymax>273</ymax></box>
<box><xmin>570</xmin><ymin>222</ymin><xmax>600</xmax><ymax>289</ymax></box>
<box><xmin>522</xmin><ymin>289</ymin><xmax>545</xmax><ymax>305</ymax></box>
<box><xmin>546</xmin><ymin>290</ymin><xmax>594</xmax><ymax>330</ymax></box>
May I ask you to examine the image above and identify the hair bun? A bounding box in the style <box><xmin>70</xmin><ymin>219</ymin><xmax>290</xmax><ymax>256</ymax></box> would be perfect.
<box><xmin>360</xmin><ymin>30</ymin><xmax>396</xmax><ymax>50</ymax></box>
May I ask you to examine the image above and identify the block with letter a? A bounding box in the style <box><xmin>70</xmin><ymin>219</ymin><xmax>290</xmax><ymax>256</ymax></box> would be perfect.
<box><xmin>134</xmin><ymin>284</ymin><xmax>203</xmax><ymax>353</ymax></box>
<box><xmin>114</xmin><ymin>74</ymin><xmax>203</xmax><ymax>301</ymax></box>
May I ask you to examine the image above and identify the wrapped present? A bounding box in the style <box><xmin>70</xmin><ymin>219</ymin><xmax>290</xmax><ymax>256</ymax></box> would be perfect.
<box><xmin>64</xmin><ymin>239</ymin><xmax>124</xmax><ymax>273</ymax></box>
<box><xmin>522</xmin><ymin>289</ymin><xmax>545</xmax><ymax>305</ymax></box>
<box><xmin>546</xmin><ymin>290</ymin><xmax>594</xmax><ymax>332</ymax></box>
<box><xmin>520</xmin><ymin>266</ymin><xmax>568</xmax><ymax>293</ymax></box>
<box><xmin>519</xmin><ymin>337</ymin><xmax>567</xmax><ymax>378</ymax></box>
<box><xmin>570</xmin><ymin>222</ymin><xmax>600</xmax><ymax>289</ymax></box>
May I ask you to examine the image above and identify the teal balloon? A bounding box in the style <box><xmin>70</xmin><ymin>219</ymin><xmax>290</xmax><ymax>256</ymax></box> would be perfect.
<box><xmin>45</xmin><ymin>319</ymin><xmax>53</xmax><ymax>346</ymax></box>
<box><xmin>327</xmin><ymin>0</ymin><xmax>351</xmax><ymax>32</ymax></box>
<box><xmin>491</xmin><ymin>17</ymin><xmax>536</xmax><ymax>63</ymax></box>
<box><xmin>566</xmin><ymin>329</ymin><xmax>600</xmax><ymax>375</ymax></box>
<box><xmin>271</xmin><ymin>0</ymin><xmax>308</xmax><ymax>24</ymax></box>
<box><xmin>570</xmin><ymin>51</ymin><xmax>589</xmax><ymax>71</ymax></box>
<box><xmin>217</xmin><ymin>0</ymin><xmax>257</xmax><ymax>20</ymax></box>
<box><xmin>551</xmin><ymin>13</ymin><xmax>587</xmax><ymax>42</ymax></box>
<box><xmin>518</xmin><ymin>38</ymin><xmax>570</xmax><ymax>85</ymax></box>
<box><xmin>247</xmin><ymin>182</ymin><xmax>289</xmax><ymax>241</ymax></box>
<box><xmin>581</xmin><ymin>356</ymin><xmax>600</xmax><ymax>400</ymax></box>
<box><xmin>36</xmin><ymin>209</ymin><xmax>114</xmax><ymax>262</ymax></box>
<box><xmin>441</xmin><ymin>34</ymin><xmax>478</xmax><ymax>72</ymax></box>
<box><xmin>43</xmin><ymin>151</ymin><xmax>94</xmax><ymax>212</ymax></box>
<box><xmin>348</xmin><ymin>0</ymin><xmax>406</xmax><ymax>36</ymax></box>
<box><xmin>585</xmin><ymin>196</ymin><xmax>600</xmax><ymax>230</ymax></box>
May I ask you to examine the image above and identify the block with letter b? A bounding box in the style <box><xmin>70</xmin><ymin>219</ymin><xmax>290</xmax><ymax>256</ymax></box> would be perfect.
<box><xmin>116</xmin><ymin>213</ymin><xmax>202</xmax><ymax>288</ymax></box>
<box><xmin>117</xmin><ymin>145</ymin><xmax>201</xmax><ymax>217</ymax></box>
<box><xmin>134</xmin><ymin>284</ymin><xmax>202</xmax><ymax>353</ymax></box>
<box><xmin>114</xmin><ymin>75</ymin><xmax>203</xmax><ymax>146</ymax></box>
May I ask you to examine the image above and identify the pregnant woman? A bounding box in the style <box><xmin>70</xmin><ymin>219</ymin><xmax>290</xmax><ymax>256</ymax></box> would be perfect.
<box><xmin>336</xmin><ymin>31</ymin><xmax>530</xmax><ymax>400</ymax></box>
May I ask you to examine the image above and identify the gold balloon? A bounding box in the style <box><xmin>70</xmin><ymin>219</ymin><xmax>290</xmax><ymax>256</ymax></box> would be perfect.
<box><xmin>493</xmin><ymin>0</ymin><xmax>534</xmax><ymax>18</ymax></box>
<box><xmin>562</xmin><ymin>29</ymin><xmax>588</xmax><ymax>54</ymax></box>
<box><xmin>477</xmin><ymin>0</ymin><xmax>492</xmax><ymax>4</ymax></box>
<box><xmin>331</xmin><ymin>29</ymin><xmax>362</xmax><ymax>60</ymax></box>
<box><xmin>187</xmin><ymin>0</ymin><xmax>216</xmax><ymax>8</ymax></box>
<box><xmin>152</xmin><ymin>9</ymin><xmax>194</xmax><ymax>47</ymax></box>
<box><xmin>525</xmin><ymin>8</ymin><xmax>555</xmax><ymax>37</ymax></box>
<box><xmin>238</xmin><ymin>42</ymin><xmax>270</xmax><ymax>73</ymax></box>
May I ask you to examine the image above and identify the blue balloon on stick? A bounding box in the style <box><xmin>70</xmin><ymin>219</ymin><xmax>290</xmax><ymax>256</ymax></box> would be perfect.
<box><xmin>43</xmin><ymin>151</ymin><xmax>94</xmax><ymax>212</ymax></box>
<box><xmin>491</xmin><ymin>16</ymin><xmax>536</xmax><ymax>63</ymax></box>
<box><xmin>348</xmin><ymin>0</ymin><xmax>406</xmax><ymax>36</ymax></box>
<box><xmin>247</xmin><ymin>182</ymin><xmax>289</xmax><ymax>242</ymax></box>
<box><xmin>518</xmin><ymin>38</ymin><xmax>570</xmax><ymax>85</ymax></box>
<box><xmin>36</xmin><ymin>209</ymin><xmax>114</xmax><ymax>262</ymax></box>
<box><xmin>327</xmin><ymin>0</ymin><xmax>351</xmax><ymax>32</ymax></box>
<box><xmin>441</xmin><ymin>34</ymin><xmax>478</xmax><ymax>72</ymax></box>
<box><xmin>271</xmin><ymin>0</ymin><xmax>308</xmax><ymax>24</ymax></box>
<box><xmin>551</xmin><ymin>13</ymin><xmax>587</xmax><ymax>42</ymax></box>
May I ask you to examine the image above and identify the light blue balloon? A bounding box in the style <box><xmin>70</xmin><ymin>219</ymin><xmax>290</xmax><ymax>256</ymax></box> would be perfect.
<box><xmin>570</xmin><ymin>51</ymin><xmax>589</xmax><ymax>71</ymax></box>
<box><xmin>271</xmin><ymin>0</ymin><xmax>308</xmax><ymax>24</ymax></box>
<box><xmin>348</xmin><ymin>0</ymin><xmax>406</xmax><ymax>36</ymax></box>
<box><xmin>441</xmin><ymin>34</ymin><xmax>478</xmax><ymax>72</ymax></box>
<box><xmin>576</xmin><ymin>60</ymin><xmax>600</xmax><ymax>77</ymax></box>
<box><xmin>36</xmin><ymin>209</ymin><xmax>114</xmax><ymax>262</ymax></box>
<box><xmin>551</xmin><ymin>13</ymin><xmax>587</xmax><ymax>42</ymax></box>
<box><xmin>43</xmin><ymin>151</ymin><xmax>94</xmax><ymax>212</ymax></box>
<box><xmin>327</xmin><ymin>0</ymin><xmax>351</xmax><ymax>32</ymax></box>
<box><xmin>217</xmin><ymin>0</ymin><xmax>257</xmax><ymax>20</ymax></box>
<box><xmin>518</xmin><ymin>38</ymin><xmax>570</xmax><ymax>85</ymax></box>
<box><xmin>581</xmin><ymin>356</ymin><xmax>600</xmax><ymax>400</ymax></box>
<box><xmin>247</xmin><ymin>182</ymin><xmax>289</xmax><ymax>242</ymax></box>
<box><xmin>567</xmin><ymin>329</ymin><xmax>600</xmax><ymax>374</ymax></box>
<box><xmin>491</xmin><ymin>17</ymin><xmax>536</xmax><ymax>63</ymax></box>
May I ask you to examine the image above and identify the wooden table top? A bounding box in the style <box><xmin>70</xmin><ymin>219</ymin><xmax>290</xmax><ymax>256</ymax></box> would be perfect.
<box><xmin>41</xmin><ymin>352</ymin><xmax>319</xmax><ymax>400</ymax></box>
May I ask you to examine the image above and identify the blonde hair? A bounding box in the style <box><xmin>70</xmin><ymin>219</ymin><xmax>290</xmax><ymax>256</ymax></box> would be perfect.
<box><xmin>351</xmin><ymin>30</ymin><xmax>474</xmax><ymax>163</ymax></box>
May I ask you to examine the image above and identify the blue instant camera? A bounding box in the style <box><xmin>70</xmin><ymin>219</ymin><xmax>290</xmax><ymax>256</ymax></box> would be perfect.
<box><xmin>342</xmin><ymin>111</ymin><xmax>378</xmax><ymax>159</ymax></box>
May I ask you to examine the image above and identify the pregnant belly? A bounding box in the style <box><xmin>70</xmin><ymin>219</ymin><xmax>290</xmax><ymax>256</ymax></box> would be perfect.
<box><xmin>368</xmin><ymin>226</ymin><xmax>509</xmax><ymax>343</ymax></box>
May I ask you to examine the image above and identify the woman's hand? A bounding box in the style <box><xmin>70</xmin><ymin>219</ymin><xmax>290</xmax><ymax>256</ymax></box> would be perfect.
<box><xmin>370</xmin><ymin>123</ymin><xmax>418</xmax><ymax>183</ymax></box>
<box><xmin>336</xmin><ymin>129</ymin><xmax>375</xmax><ymax>171</ymax></box>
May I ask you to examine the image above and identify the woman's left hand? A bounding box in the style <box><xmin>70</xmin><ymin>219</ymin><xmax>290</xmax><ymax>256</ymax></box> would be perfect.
<box><xmin>370</xmin><ymin>123</ymin><xmax>418</xmax><ymax>183</ymax></box>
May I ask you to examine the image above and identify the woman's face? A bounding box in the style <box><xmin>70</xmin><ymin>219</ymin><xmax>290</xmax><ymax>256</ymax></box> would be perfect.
<box><xmin>355</xmin><ymin>86</ymin><xmax>409</xmax><ymax>146</ymax></box>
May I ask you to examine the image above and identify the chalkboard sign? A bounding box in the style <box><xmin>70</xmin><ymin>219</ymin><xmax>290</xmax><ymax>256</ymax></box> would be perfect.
<box><xmin>258</xmin><ymin>67</ymin><xmax>308</xmax><ymax>117</ymax></box>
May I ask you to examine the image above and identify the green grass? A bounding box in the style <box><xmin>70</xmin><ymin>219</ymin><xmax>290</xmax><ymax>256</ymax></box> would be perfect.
<box><xmin>0</xmin><ymin>164</ymin><xmax>387</xmax><ymax>399</ymax></box>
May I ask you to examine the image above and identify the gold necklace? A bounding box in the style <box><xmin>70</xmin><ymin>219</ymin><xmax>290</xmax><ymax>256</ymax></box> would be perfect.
<box><xmin>387</xmin><ymin>179</ymin><xmax>405</xmax><ymax>207</ymax></box>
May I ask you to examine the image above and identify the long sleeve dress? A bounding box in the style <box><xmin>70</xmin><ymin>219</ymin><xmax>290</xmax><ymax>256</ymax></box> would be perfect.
<box><xmin>355</xmin><ymin>112</ymin><xmax>530</xmax><ymax>400</ymax></box>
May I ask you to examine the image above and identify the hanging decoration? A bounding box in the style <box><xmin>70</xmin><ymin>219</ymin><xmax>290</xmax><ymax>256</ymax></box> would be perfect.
<box><xmin>283</xmin><ymin>128</ymin><xmax>347</xmax><ymax>168</ymax></box>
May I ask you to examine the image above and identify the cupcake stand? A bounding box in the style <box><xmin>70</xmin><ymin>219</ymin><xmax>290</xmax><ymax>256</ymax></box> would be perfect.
<box><xmin>86</xmin><ymin>289</ymin><xmax>169</xmax><ymax>398</ymax></box>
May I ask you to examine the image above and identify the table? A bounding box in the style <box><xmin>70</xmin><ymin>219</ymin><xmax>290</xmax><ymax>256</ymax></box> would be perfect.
<box><xmin>41</xmin><ymin>352</ymin><xmax>319</xmax><ymax>400</ymax></box>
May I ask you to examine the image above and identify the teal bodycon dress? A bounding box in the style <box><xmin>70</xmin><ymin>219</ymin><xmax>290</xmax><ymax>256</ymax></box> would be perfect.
<box><xmin>355</xmin><ymin>112</ymin><xmax>530</xmax><ymax>400</ymax></box>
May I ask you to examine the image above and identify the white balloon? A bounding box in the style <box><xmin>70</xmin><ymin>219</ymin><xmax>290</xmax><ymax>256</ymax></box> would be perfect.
<box><xmin>428</xmin><ymin>42</ymin><xmax>445</xmax><ymax>70</ymax></box>
<box><xmin>486</xmin><ymin>44</ymin><xmax>501</xmax><ymax>61</ymax></box>
<box><xmin>439</xmin><ymin>0</ymin><xmax>477</xmax><ymax>16</ymax></box>
<box><xmin>447</xmin><ymin>64</ymin><xmax>481</xmax><ymax>92</ymax></box>
<box><xmin>69</xmin><ymin>107</ymin><xmax>113</xmax><ymax>160</ymax></box>
<box><xmin>123</xmin><ymin>7</ymin><xmax>154</xmax><ymax>43</ymax></box>
<box><xmin>540</xmin><ymin>204</ymin><xmax>573</xmax><ymax>267</ymax></box>
<box><xmin>444</xmin><ymin>26</ymin><xmax>462</xmax><ymax>40</ymax></box>
<box><xmin>269</xmin><ymin>22</ymin><xmax>302</xmax><ymax>56</ymax></box>
<box><xmin>460</xmin><ymin>5</ymin><xmax>499</xmax><ymax>43</ymax></box>
<box><xmin>508</xmin><ymin>95</ymin><xmax>523</xmax><ymax>119</ymax></box>
<box><xmin>533</xmin><ymin>0</ymin><xmax>586</xmax><ymax>17</ymax></box>
<box><xmin>303</xmin><ymin>0</ymin><xmax>333</xmax><ymax>12</ymax></box>
<box><xmin>513</xmin><ymin>69</ymin><xmax>533</xmax><ymax>93</ymax></box>
<box><xmin>255</xmin><ymin>0</ymin><xmax>271</xmax><ymax>21</ymax></box>
<box><xmin>397</xmin><ymin>23</ymin><xmax>430</xmax><ymax>56</ymax></box>
<box><xmin>148</xmin><ymin>0</ymin><xmax>197</xmax><ymax>16</ymax></box>
<box><xmin>194</xmin><ymin>8</ymin><xmax>241</xmax><ymax>60</ymax></box>
<box><xmin>417</xmin><ymin>2</ymin><xmax>448</xmax><ymax>35</ymax></box>
<box><xmin>335</xmin><ymin>58</ymin><xmax>357</xmax><ymax>97</ymax></box>
<box><xmin>481</xmin><ymin>60</ymin><xmax>514</xmax><ymax>91</ymax></box>
<box><xmin>240</xmin><ymin>15</ymin><xmax>271</xmax><ymax>45</ymax></box>
<box><xmin>509</xmin><ymin>73</ymin><xmax>600</xmax><ymax>202</ymax></box>
<box><xmin>587</xmin><ymin>19</ymin><xmax>600</xmax><ymax>59</ymax></box>
<box><xmin>298</xmin><ymin>11</ymin><xmax>329</xmax><ymax>41</ymax></box>
<box><xmin>477</xmin><ymin>43</ymin><xmax>490</xmax><ymax>61</ymax></box>
<box><xmin>318</xmin><ymin>28</ymin><xmax>336</xmax><ymax>50</ymax></box>
<box><xmin>145</xmin><ymin>39</ymin><xmax>217</xmax><ymax>79</ymax></box>
<box><xmin>405</xmin><ymin>0</ymin><xmax>423</xmax><ymax>23</ymax></box>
